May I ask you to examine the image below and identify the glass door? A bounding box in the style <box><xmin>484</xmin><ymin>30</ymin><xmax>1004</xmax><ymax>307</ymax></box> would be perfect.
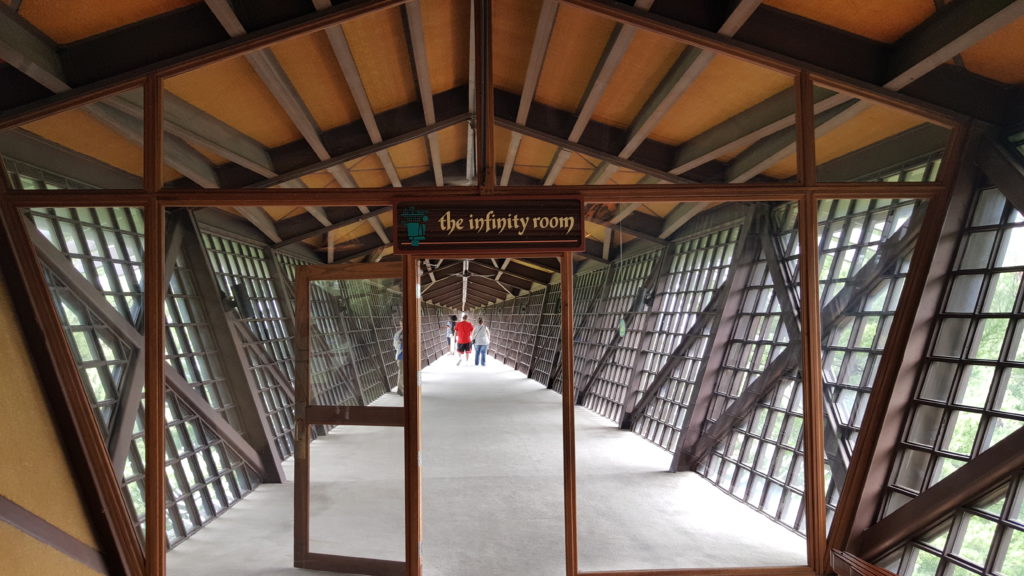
<box><xmin>293</xmin><ymin>261</ymin><xmax>414</xmax><ymax>576</ymax></box>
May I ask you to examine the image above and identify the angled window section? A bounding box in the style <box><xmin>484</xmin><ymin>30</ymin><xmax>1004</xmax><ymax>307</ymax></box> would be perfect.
<box><xmin>308</xmin><ymin>279</ymin><xmax>363</xmax><ymax>408</ymax></box>
<box><xmin>163</xmin><ymin>389</ymin><xmax>259</xmax><ymax>546</ymax></box>
<box><xmin>336</xmin><ymin>278</ymin><xmax>399</xmax><ymax>402</ymax></box>
<box><xmin>818</xmin><ymin>197</ymin><xmax>927</xmax><ymax>533</ymax></box>
<box><xmin>166</xmin><ymin>254</ymin><xmax>243</xmax><ymax>431</ymax></box>
<box><xmin>883</xmin><ymin>187</ymin><xmax>1024</xmax><ymax>519</ymax></box>
<box><xmin>31</xmin><ymin>207</ymin><xmax>145</xmax><ymax>323</ymax></box>
<box><xmin>631</xmin><ymin>222</ymin><xmax>743</xmax><ymax>451</ymax></box>
<box><xmin>202</xmin><ymin>233</ymin><xmax>297</xmax><ymax>460</ymax></box>
<box><xmin>697</xmin><ymin>202</ymin><xmax>805</xmax><ymax>533</ymax></box>
<box><xmin>879</xmin><ymin>470</ymin><xmax>1024</xmax><ymax>576</ymax></box>
<box><xmin>27</xmin><ymin>205</ymin><xmax>259</xmax><ymax>546</ymax></box>
<box><xmin>576</xmin><ymin>249</ymin><xmax>660</xmax><ymax>422</ymax></box>
<box><xmin>529</xmin><ymin>285</ymin><xmax>562</xmax><ymax>389</ymax></box>
<box><xmin>4</xmin><ymin>156</ymin><xmax>96</xmax><ymax>190</ymax></box>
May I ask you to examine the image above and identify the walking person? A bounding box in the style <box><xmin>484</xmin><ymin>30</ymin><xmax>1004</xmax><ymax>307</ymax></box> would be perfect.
<box><xmin>472</xmin><ymin>317</ymin><xmax>491</xmax><ymax>366</ymax></box>
<box><xmin>447</xmin><ymin>315</ymin><xmax>458</xmax><ymax>355</ymax></box>
<box><xmin>454</xmin><ymin>313</ymin><xmax>474</xmax><ymax>365</ymax></box>
<box><xmin>392</xmin><ymin>320</ymin><xmax>404</xmax><ymax>395</ymax></box>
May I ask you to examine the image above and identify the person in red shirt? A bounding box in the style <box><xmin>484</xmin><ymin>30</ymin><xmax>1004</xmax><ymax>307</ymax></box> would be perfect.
<box><xmin>453</xmin><ymin>313</ymin><xmax>475</xmax><ymax>366</ymax></box>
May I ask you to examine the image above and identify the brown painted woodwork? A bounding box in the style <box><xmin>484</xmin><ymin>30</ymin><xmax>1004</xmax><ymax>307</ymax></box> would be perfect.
<box><xmin>797</xmin><ymin>194</ymin><xmax>827</xmax><ymax>574</ymax></box>
<box><xmin>143</xmin><ymin>199</ymin><xmax>165</xmax><ymax>576</ymax></box>
<box><xmin>858</xmin><ymin>425</ymin><xmax>1024</xmax><ymax>561</ymax></box>
<box><xmin>293</xmin><ymin>260</ymin><xmax>411</xmax><ymax>575</ymax></box>
<box><xmin>831</xmin><ymin>550</ymin><xmax>896</xmax><ymax>576</ymax></box>
<box><xmin>559</xmin><ymin>251</ymin><xmax>578</xmax><ymax>576</ymax></box>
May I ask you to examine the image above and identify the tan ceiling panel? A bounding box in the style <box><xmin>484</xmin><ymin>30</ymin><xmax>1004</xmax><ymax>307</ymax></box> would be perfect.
<box><xmin>346</xmin><ymin>153</ymin><xmax>391</xmax><ymax>188</ymax></box>
<box><xmin>764</xmin><ymin>0</ymin><xmax>934</xmax><ymax>44</ymax></box>
<box><xmin>534</xmin><ymin>4</ymin><xmax>616</xmax><ymax>113</ymax></box>
<box><xmin>271</xmin><ymin>31</ymin><xmax>359</xmax><ymax>132</ymax></box>
<box><xmin>422</xmin><ymin>0</ymin><xmax>471</xmax><ymax>93</ymax></box>
<box><xmin>20</xmin><ymin>0</ymin><xmax>197</xmax><ymax>44</ymax></box>
<box><xmin>22</xmin><ymin>109</ymin><xmax>143</xmax><ymax>176</ymax></box>
<box><xmin>263</xmin><ymin>206</ymin><xmax>304</xmax><ymax>221</ymax></box>
<box><xmin>390</xmin><ymin>138</ymin><xmax>431</xmax><ymax>179</ymax></box>
<box><xmin>165</xmin><ymin>57</ymin><xmax>301</xmax><ymax>148</ymax></box>
<box><xmin>342</xmin><ymin>7</ymin><xmax>417</xmax><ymax>113</ymax></box>
<box><xmin>492</xmin><ymin>0</ymin><xmax>545</xmax><ymax>94</ymax></box>
<box><xmin>652</xmin><ymin>54</ymin><xmax>794</xmax><ymax>145</ymax></box>
<box><xmin>608</xmin><ymin>169</ymin><xmax>644</xmax><ymax>186</ymax></box>
<box><xmin>514</xmin><ymin>136</ymin><xmax>558</xmax><ymax>181</ymax></box>
<box><xmin>763</xmin><ymin>153</ymin><xmax>797</xmax><ymax>180</ymax></box>
<box><xmin>961</xmin><ymin>15</ymin><xmax>1024</xmax><ymax>84</ymax></box>
<box><xmin>299</xmin><ymin>171</ymin><xmax>337</xmax><ymax>189</ymax></box>
<box><xmin>592</xmin><ymin>29</ymin><xmax>687</xmax><ymax>131</ymax></box>
<box><xmin>555</xmin><ymin>152</ymin><xmax>599</xmax><ymax>186</ymax></box>
<box><xmin>328</xmin><ymin>221</ymin><xmax>375</xmax><ymax>247</ymax></box>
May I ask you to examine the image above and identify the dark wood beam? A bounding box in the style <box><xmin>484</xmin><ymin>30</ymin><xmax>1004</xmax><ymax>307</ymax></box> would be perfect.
<box><xmin>859</xmin><ymin>425</ymin><xmax>1024</xmax><ymax>561</ymax></box>
<box><xmin>272</xmin><ymin>206</ymin><xmax>391</xmax><ymax>249</ymax></box>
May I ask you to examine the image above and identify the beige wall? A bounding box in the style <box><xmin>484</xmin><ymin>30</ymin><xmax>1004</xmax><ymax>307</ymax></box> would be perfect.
<box><xmin>0</xmin><ymin>268</ymin><xmax>103</xmax><ymax>575</ymax></box>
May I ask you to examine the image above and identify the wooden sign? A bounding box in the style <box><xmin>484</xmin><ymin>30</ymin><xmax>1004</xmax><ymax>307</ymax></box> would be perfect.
<box><xmin>393</xmin><ymin>197</ymin><xmax>584</xmax><ymax>254</ymax></box>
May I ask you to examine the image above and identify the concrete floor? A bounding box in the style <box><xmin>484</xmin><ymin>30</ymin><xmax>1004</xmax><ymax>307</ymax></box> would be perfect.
<box><xmin>168</xmin><ymin>355</ymin><xmax>806</xmax><ymax>575</ymax></box>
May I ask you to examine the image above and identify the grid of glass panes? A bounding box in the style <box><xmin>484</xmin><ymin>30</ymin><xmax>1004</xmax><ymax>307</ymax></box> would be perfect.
<box><xmin>860</xmin><ymin>153</ymin><xmax>943</xmax><ymax>184</ymax></box>
<box><xmin>31</xmin><ymin>207</ymin><xmax>145</xmax><ymax>324</ymax></box>
<box><xmin>579</xmin><ymin>251</ymin><xmax>660</xmax><ymax>421</ymax></box>
<box><xmin>706</xmin><ymin>204</ymin><xmax>798</xmax><ymax>424</ymax></box>
<box><xmin>338</xmin><ymin>279</ymin><xmax>392</xmax><ymax>401</ymax></box>
<box><xmin>502</xmin><ymin>290</ymin><xmax>546</xmax><ymax>373</ymax></box>
<box><xmin>203</xmin><ymin>233</ymin><xmax>294</xmax><ymax>380</ymax></box>
<box><xmin>632</xmin><ymin>225</ymin><xmax>741</xmax><ymax>450</ymax></box>
<box><xmin>882</xmin><ymin>187</ymin><xmax>1024</xmax><ymax>519</ymax></box>
<box><xmin>484</xmin><ymin>300</ymin><xmax>511</xmax><ymax>364</ymax></box>
<box><xmin>818</xmin><ymin>198</ymin><xmax>923</xmax><ymax>525</ymax></box>
<box><xmin>164</xmin><ymin>389</ymin><xmax>259</xmax><ymax>547</ymax></box>
<box><xmin>696</xmin><ymin>203</ymin><xmax>804</xmax><ymax>532</ymax></box>
<box><xmin>308</xmin><ymin>281</ymin><xmax>359</xmax><ymax>407</ymax></box>
<box><xmin>570</xmin><ymin>266</ymin><xmax>613</xmax><ymax>406</ymax></box>
<box><xmin>4</xmin><ymin>156</ymin><xmax>96</xmax><ymax>190</ymax></box>
<box><xmin>165</xmin><ymin>254</ymin><xmax>243</xmax><ymax>432</ymax></box>
<box><xmin>529</xmin><ymin>285</ymin><xmax>562</xmax><ymax>388</ymax></box>
<box><xmin>701</xmin><ymin>376</ymin><xmax>808</xmax><ymax>534</ymax></box>
<box><xmin>878</xmin><ymin>469</ymin><xmax>1024</xmax><ymax>576</ymax></box>
<box><xmin>365</xmin><ymin>281</ymin><xmax>402</xmax><ymax>393</ymax></box>
<box><xmin>421</xmin><ymin>303</ymin><xmax>452</xmax><ymax>364</ymax></box>
<box><xmin>42</xmin><ymin>270</ymin><xmax>133</xmax><ymax>436</ymax></box>
<box><xmin>202</xmin><ymin>233</ymin><xmax>296</xmax><ymax>459</ymax></box>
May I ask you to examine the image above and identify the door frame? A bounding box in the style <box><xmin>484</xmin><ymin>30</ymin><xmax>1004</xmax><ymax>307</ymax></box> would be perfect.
<box><xmin>292</xmin><ymin>260</ymin><xmax>415</xmax><ymax>576</ymax></box>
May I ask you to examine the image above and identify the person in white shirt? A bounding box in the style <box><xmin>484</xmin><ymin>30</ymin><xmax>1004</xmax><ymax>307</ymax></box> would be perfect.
<box><xmin>392</xmin><ymin>320</ymin><xmax>403</xmax><ymax>395</ymax></box>
<box><xmin>471</xmin><ymin>318</ymin><xmax>491</xmax><ymax>366</ymax></box>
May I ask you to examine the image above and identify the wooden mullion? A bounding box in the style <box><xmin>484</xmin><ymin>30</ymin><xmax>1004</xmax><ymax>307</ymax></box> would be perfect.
<box><xmin>143</xmin><ymin>197</ymin><xmax>165</xmax><ymax>576</ymax></box>
<box><xmin>559</xmin><ymin>252</ymin><xmax>578</xmax><ymax>576</ymax></box>
<box><xmin>797</xmin><ymin>193</ymin><xmax>827</xmax><ymax>574</ymax></box>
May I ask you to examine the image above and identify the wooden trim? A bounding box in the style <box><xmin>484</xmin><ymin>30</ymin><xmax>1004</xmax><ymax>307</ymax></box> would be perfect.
<box><xmin>0</xmin><ymin>201</ymin><xmax>144</xmax><ymax>576</ymax></box>
<box><xmin>301</xmin><ymin>261</ymin><xmax>404</xmax><ymax>281</ymax></box>
<box><xmin>143</xmin><ymin>198</ymin><xmax>165</xmax><ymax>576</ymax></box>
<box><xmin>560</xmin><ymin>251</ymin><xmax>578</xmax><ymax>576</ymax></box>
<box><xmin>403</xmin><ymin>255</ymin><xmax>421</xmax><ymax>576</ymax></box>
<box><xmin>797</xmin><ymin>193</ymin><xmax>826</xmax><ymax>574</ymax></box>
<box><xmin>0</xmin><ymin>495</ymin><xmax>109</xmax><ymax>575</ymax></box>
<box><xmin>305</xmin><ymin>405</ymin><xmax>404</xmax><ymax>427</ymax></box>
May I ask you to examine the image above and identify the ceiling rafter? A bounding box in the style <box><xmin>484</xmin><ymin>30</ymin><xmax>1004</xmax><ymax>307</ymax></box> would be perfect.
<box><xmin>207</xmin><ymin>0</ymin><xmax>392</xmax><ymax>247</ymax></box>
<box><xmin>403</xmin><ymin>0</ymin><xmax>445</xmax><ymax>186</ymax></box>
<box><xmin>499</xmin><ymin>0</ymin><xmax>558</xmax><ymax>186</ymax></box>
<box><xmin>544</xmin><ymin>0</ymin><xmax>654</xmax><ymax>185</ymax></box>
<box><xmin>586</xmin><ymin>0</ymin><xmax>763</xmax><ymax>184</ymax></box>
<box><xmin>720</xmin><ymin>0</ymin><xmax>1022</xmax><ymax>183</ymax></box>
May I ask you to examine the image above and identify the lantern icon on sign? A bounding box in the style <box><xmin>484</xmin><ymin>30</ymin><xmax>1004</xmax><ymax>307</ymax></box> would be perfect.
<box><xmin>399</xmin><ymin>206</ymin><xmax>429</xmax><ymax>247</ymax></box>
